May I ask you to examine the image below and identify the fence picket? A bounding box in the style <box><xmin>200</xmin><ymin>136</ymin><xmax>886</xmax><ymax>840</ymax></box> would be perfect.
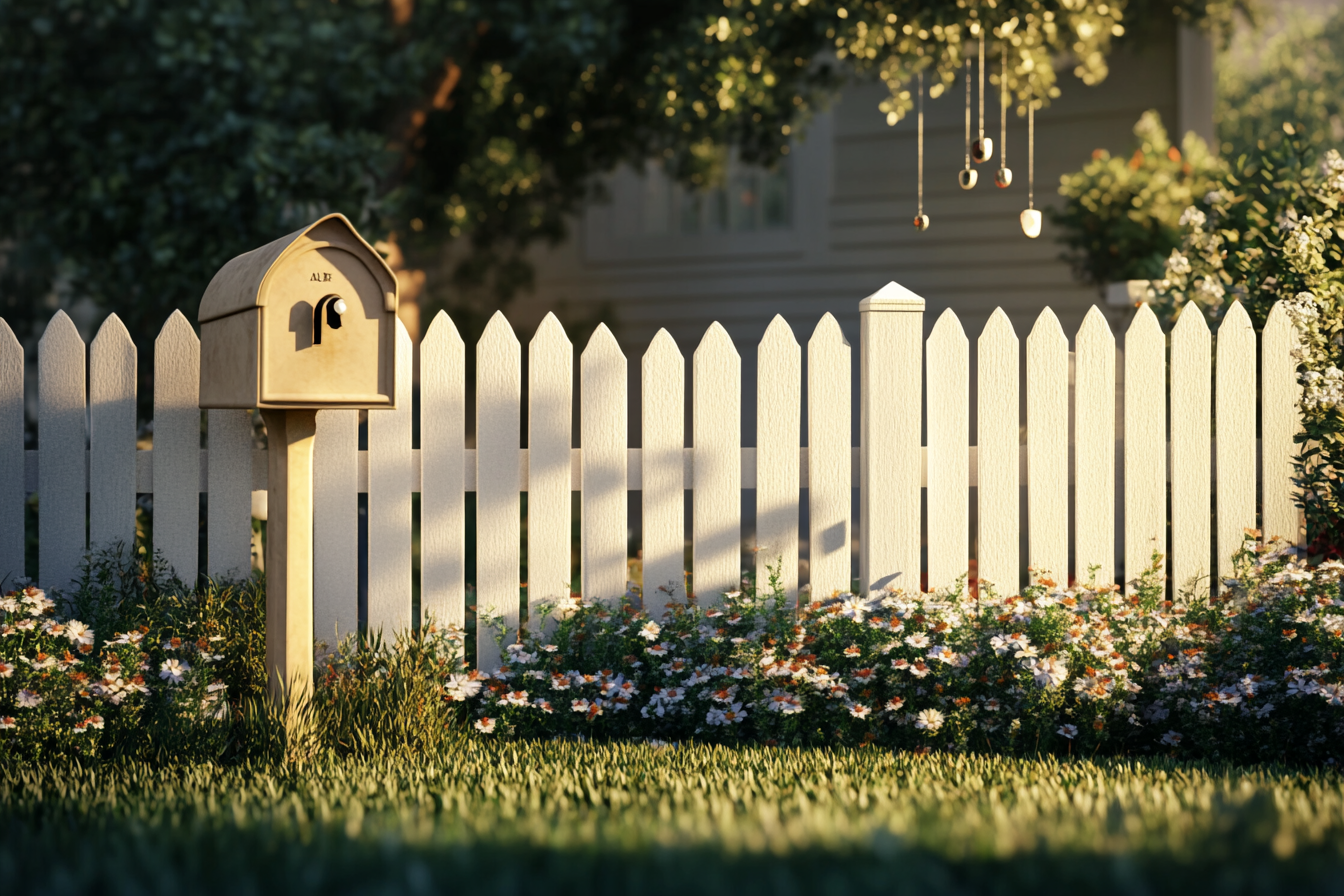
<box><xmin>1170</xmin><ymin>305</ymin><xmax>1211</xmax><ymax>599</ymax></box>
<box><xmin>0</xmin><ymin>320</ymin><xmax>21</xmax><ymax>584</ymax></box>
<box><xmin>807</xmin><ymin>314</ymin><xmax>851</xmax><ymax>598</ymax></box>
<box><xmin>1124</xmin><ymin>304</ymin><xmax>1166</xmax><ymax>595</ymax></box>
<box><xmin>153</xmin><ymin>311</ymin><xmax>199</xmax><ymax>585</ymax></box>
<box><xmin>1261</xmin><ymin>301</ymin><xmax>1301</xmax><ymax>546</ymax></box>
<box><xmin>693</xmin><ymin>323</ymin><xmax>741</xmax><ymax>602</ymax></box>
<box><xmin>926</xmin><ymin>309</ymin><xmax>968</xmax><ymax>592</ymax></box>
<box><xmin>313</xmin><ymin>408</ymin><xmax>358</xmax><ymax>647</ymax></box>
<box><xmin>477</xmin><ymin>312</ymin><xmax>521</xmax><ymax>669</ymax></box>
<box><xmin>368</xmin><ymin>320</ymin><xmax>414</xmax><ymax>635</ymax></box>
<box><xmin>580</xmin><ymin>325</ymin><xmax>627</xmax><ymax>607</ymax></box>
<box><xmin>1216</xmin><ymin>301</ymin><xmax>1256</xmax><ymax>586</ymax></box>
<box><xmin>1026</xmin><ymin>308</ymin><xmax>1068</xmax><ymax>585</ymax></box>
<box><xmin>756</xmin><ymin>316</ymin><xmax>800</xmax><ymax>601</ymax></box>
<box><xmin>642</xmin><ymin>329</ymin><xmax>684</xmax><ymax>612</ymax></box>
<box><xmin>421</xmin><ymin>311</ymin><xmax>466</xmax><ymax>629</ymax></box>
<box><xmin>977</xmin><ymin>308</ymin><xmax>1020</xmax><ymax>594</ymax></box>
<box><xmin>530</xmin><ymin>314</ymin><xmax>573</xmax><ymax>622</ymax></box>
<box><xmin>39</xmin><ymin>313</ymin><xmax>88</xmax><ymax>592</ymax></box>
<box><xmin>89</xmin><ymin>314</ymin><xmax>136</xmax><ymax>558</ymax></box>
<box><xmin>1074</xmin><ymin>306</ymin><xmax>1115</xmax><ymax>587</ymax></box>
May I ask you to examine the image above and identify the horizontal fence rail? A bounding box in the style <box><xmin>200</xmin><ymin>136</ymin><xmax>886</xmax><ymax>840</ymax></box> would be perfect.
<box><xmin>0</xmin><ymin>283</ymin><xmax>1303</xmax><ymax>672</ymax></box>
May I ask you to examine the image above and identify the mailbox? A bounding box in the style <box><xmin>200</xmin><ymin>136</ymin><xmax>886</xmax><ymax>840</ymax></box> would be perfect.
<box><xmin>197</xmin><ymin>213</ymin><xmax>399</xmax><ymax>716</ymax></box>
<box><xmin>198</xmin><ymin>213</ymin><xmax>399</xmax><ymax>410</ymax></box>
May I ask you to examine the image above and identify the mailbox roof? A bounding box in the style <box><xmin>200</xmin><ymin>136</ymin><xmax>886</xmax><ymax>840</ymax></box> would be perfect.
<box><xmin>198</xmin><ymin>213</ymin><xmax>398</xmax><ymax>323</ymax></box>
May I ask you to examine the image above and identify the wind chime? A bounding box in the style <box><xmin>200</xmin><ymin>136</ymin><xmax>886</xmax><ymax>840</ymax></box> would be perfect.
<box><xmin>914</xmin><ymin>30</ymin><xmax>1040</xmax><ymax>238</ymax></box>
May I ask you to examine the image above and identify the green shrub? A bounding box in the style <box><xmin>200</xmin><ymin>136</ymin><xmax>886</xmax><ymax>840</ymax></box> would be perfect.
<box><xmin>1051</xmin><ymin>111</ymin><xmax>1225</xmax><ymax>290</ymax></box>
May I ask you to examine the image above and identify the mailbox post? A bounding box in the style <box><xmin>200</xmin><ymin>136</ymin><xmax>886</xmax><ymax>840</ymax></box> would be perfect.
<box><xmin>198</xmin><ymin>214</ymin><xmax>399</xmax><ymax>710</ymax></box>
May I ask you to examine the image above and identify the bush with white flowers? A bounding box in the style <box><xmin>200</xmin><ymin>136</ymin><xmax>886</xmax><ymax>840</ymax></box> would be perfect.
<box><xmin>0</xmin><ymin>581</ymin><xmax>233</xmax><ymax>759</ymax></box>
<box><xmin>449</xmin><ymin>535</ymin><xmax>1344</xmax><ymax>762</ymax></box>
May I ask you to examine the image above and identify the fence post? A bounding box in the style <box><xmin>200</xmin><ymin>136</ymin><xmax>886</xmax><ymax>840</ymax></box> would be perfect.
<box><xmin>859</xmin><ymin>282</ymin><xmax>924</xmax><ymax>594</ymax></box>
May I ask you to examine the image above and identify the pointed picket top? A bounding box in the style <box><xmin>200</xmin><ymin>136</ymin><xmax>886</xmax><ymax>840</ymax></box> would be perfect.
<box><xmin>809</xmin><ymin>311</ymin><xmax>849</xmax><ymax>349</ymax></box>
<box><xmin>1173</xmin><ymin>300</ymin><xmax>1210</xmax><ymax>338</ymax></box>
<box><xmin>695</xmin><ymin>320</ymin><xmax>740</xmax><ymax>363</ymax></box>
<box><xmin>1126</xmin><ymin>302</ymin><xmax>1162</xmax><ymax>339</ymax></box>
<box><xmin>1077</xmin><ymin>304</ymin><xmax>1113</xmax><ymax>344</ymax></box>
<box><xmin>0</xmin><ymin>317</ymin><xmax>21</xmax><ymax>355</ymax></box>
<box><xmin>479</xmin><ymin>309</ymin><xmax>520</xmax><ymax>353</ymax></box>
<box><xmin>583</xmin><ymin>321</ymin><xmax>622</xmax><ymax>361</ymax></box>
<box><xmin>859</xmin><ymin>280</ymin><xmax>926</xmax><ymax>311</ymax></box>
<box><xmin>39</xmin><ymin>309</ymin><xmax>83</xmax><ymax>351</ymax></box>
<box><xmin>92</xmin><ymin>312</ymin><xmax>133</xmax><ymax>353</ymax></box>
<box><xmin>532</xmin><ymin>311</ymin><xmax>571</xmax><ymax>353</ymax></box>
<box><xmin>1219</xmin><ymin>298</ymin><xmax>1252</xmax><ymax>333</ymax></box>
<box><xmin>980</xmin><ymin>306</ymin><xmax>1018</xmax><ymax>342</ymax></box>
<box><xmin>760</xmin><ymin>314</ymin><xmax>798</xmax><ymax>351</ymax></box>
<box><xmin>931</xmin><ymin>307</ymin><xmax>967</xmax><ymax>345</ymax></box>
<box><xmin>156</xmin><ymin>308</ymin><xmax>198</xmax><ymax>351</ymax></box>
<box><xmin>645</xmin><ymin>327</ymin><xmax>682</xmax><ymax>365</ymax></box>
<box><xmin>1027</xmin><ymin>305</ymin><xmax>1066</xmax><ymax>347</ymax></box>
<box><xmin>424</xmin><ymin>308</ymin><xmax>464</xmax><ymax>352</ymax></box>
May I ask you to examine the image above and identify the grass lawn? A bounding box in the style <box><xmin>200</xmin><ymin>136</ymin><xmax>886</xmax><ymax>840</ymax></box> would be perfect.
<box><xmin>3</xmin><ymin>743</ymin><xmax>1344</xmax><ymax>894</ymax></box>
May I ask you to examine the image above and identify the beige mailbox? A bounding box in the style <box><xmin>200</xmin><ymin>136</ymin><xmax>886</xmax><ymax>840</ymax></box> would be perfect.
<box><xmin>198</xmin><ymin>213</ymin><xmax>399</xmax><ymax>716</ymax></box>
<box><xmin>198</xmin><ymin>212</ymin><xmax>398</xmax><ymax>409</ymax></box>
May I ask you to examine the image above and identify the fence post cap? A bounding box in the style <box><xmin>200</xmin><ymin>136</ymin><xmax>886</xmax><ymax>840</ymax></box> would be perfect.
<box><xmin>859</xmin><ymin>281</ymin><xmax>926</xmax><ymax>313</ymax></box>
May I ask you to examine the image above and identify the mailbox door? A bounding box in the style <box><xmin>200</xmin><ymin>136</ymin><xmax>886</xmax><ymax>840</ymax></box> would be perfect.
<box><xmin>258</xmin><ymin>245</ymin><xmax>395</xmax><ymax>408</ymax></box>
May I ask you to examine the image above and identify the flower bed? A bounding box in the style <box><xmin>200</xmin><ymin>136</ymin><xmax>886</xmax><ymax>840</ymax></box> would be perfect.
<box><xmin>435</xmin><ymin>535</ymin><xmax>1344</xmax><ymax>762</ymax></box>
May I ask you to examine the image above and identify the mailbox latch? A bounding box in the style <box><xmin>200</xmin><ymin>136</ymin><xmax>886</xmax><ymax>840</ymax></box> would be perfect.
<box><xmin>313</xmin><ymin>294</ymin><xmax>347</xmax><ymax>345</ymax></box>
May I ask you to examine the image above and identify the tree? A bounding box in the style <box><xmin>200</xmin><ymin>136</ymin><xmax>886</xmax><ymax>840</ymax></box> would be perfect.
<box><xmin>0</xmin><ymin>0</ymin><xmax>1236</xmax><ymax>366</ymax></box>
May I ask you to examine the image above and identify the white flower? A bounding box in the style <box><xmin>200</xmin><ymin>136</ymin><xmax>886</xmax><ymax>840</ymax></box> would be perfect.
<box><xmin>1166</xmin><ymin>249</ymin><xmax>1192</xmax><ymax>276</ymax></box>
<box><xmin>904</xmin><ymin>633</ymin><xmax>930</xmax><ymax>649</ymax></box>
<box><xmin>645</xmin><ymin>642</ymin><xmax>670</xmax><ymax>657</ymax></box>
<box><xmin>0</xmin><ymin>716</ymin><xmax>15</xmax><ymax>730</ymax></box>
<box><xmin>1057</xmin><ymin>724</ymin><xmax>1078</xmax><ymax>739</ymax></box>
<box><xmin>502</xmin><ymin>690</ymin><xmax>530</xmax><ymax>706</ymax></box>
<box><xmin>884</xmin><ymin>696</ymin><xmax>906</xmax><ymax>712</ymax></box>
<box><xmin>444</xmin><ymin>674</ymin><xmax>484</xmax><ymax>701</ymax></box>
<box><xmin>474</xmin><ymin>717</ymin><xmax>497</xmax><ymax>734</ymax></box>
<box><xmin>927</xmin><ymin>645</ymin><xmax>960</xmax><ymax>665</ymax></box>
<box><xmin>914</xmin><ymin>708</ymin><xmax>944</xmax><ymax>732</ymax></box>
<box><xmin>64</xmin><ymin>621</ymin><xmax>94</xmax><ymax>647</ymax></box>
<box><xmin>0</xmin><ymin>661</ymin><xmax>13</xmax><ymax>678</ymax></box>
<box><xmin>764</xmin><ymin>689</ymin><xmax>804</xmax><ymax>714</ymax></box>
<box><xmin>706</xmin><ymin>703</ymin><xmax>747</xmax><ymax>725</ymax></box>
<box><xmin>638</xmin><ymin>621</ymin><xmax>662</xmax><ymax>641</ymax></box>
<box><xmin>16</xmin><ymin>689</ymin><xmax>41</xmax><ymax>708</ymax></box>
<box><xmin>1160</xmin><ymin>730</ymin><xmax>1183</xmax><ymax>747</ymax></box>
<box><xmin>1179</xmin><ymin>206</ymin><xmax>1207</xmax><ymax>229</ymax></box>
<box><xmin>1024</xmin><ymin>655</ymin><xmax>1069</xmax><ymax>688</ymax></box>
<box><xmin>1320</xmin><ymin>684</ymin><xmax>1344</xmax><ymax>706</ymax></box>
<box><xmin>848</xmin><ymin>703</ymin><xmax>872</xmax><ymax>719</ymax></box>
<box><xmin>159</xmin><ymin>658</ymin><xmax>191</xmax><ymax>684</ymax></box>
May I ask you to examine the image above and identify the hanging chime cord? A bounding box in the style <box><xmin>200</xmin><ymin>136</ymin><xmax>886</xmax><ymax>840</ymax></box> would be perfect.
<box><xmin>917</xmin><ymin>70</ymin><xmax>925</xmax><ymax>216</ymax></box>
<box><xmin>999</xmin><ymin>42</ymin><xmax>1007</xmax><ymax>168</ymax></box>
<box><xmin>1028</xmin><ymin>101</ymin><xmax>1035</xmax><ymax>210</ymax></box>
<box><xmin>977</xmin><ymin>32</ymin><xmax>985</xmax><ymax>144</ymax></box>
<box><xmin>963</xmin><ymin>58</ymin><xmax>972</xmax><ymax>168</ymax></box>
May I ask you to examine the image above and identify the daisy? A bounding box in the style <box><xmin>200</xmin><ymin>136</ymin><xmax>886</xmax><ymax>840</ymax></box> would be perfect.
<box><xmin>848</xmin><ymin>703</ymin><xmax>872</xmax><ymax>719</ymax></box>
<box><xmin>0</xmin><ymin>717</ymin><xmax>15</xmax><ymax>730</ymax></box>
<box><xmin>638</xmin><ymin>621</ymin><xmax>662</xmax><ymax>641</ymax></box>
<box><xmin>64</xmin><ymin>621</ymin><xmax>94</xmax><ymax>647</ymax></box>
<box><xmin>474</xmin><ymin>717</ymin><xmax>497</xmax><ymax>734</ymax></box>
<box><xmin>914</xmin><ymin>708</ymin><xmax>944</xmax><ymax>731</ymax></box>
<box><xmin>16</xmin><ymin>689</ymin><xmax>41</xmax><ymax>708</ymax></box>
<box><xmin>1057</xmin><ymin>724</ymin><xmax>1078</xmax><ymax>739</ymax></box>
<box><xmin>842</xmin><ymin>644</ymin><xmax>862</xmax><ymax>658</ymax></box>
<box><xmin>904</xmin><ymin>633</ymin><xmax>930</xmax><ymax>649</ymax></box>
<box><xmin>159</xmin><ymin>658</ymin><xmax>191</xmax><ymax>683</ymax></box>
<box><xmin>503</xmin><ymin>690</ymin><xmax>530</xmax><ymax>706</ymax></box>
<box><xmin>884</xmin><ymin>696</ymin><xmax>905</xmax><ymax>712</ymax></box>
<box><xmin>1160</xmin><ymin>730</ymin><xmax>1183</xmax><ymax>746</ymax></box>
<box><xmin>0</xmin><ymin>661</ymin><xmax>13</xmax><ymax>678</ymax></box>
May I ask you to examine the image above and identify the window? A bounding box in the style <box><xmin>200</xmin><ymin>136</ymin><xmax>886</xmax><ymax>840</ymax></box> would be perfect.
<box><xmin>640</xmin><ymin>158</ymin><xmax>791</xmax><ymax>236</ymax></box>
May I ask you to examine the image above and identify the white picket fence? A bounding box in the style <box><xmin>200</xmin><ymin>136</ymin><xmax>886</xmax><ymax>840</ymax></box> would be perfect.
<box><xmin>0</xmin><ymin>282</ymin><xmax>1302</xmax><ymax>669</ymax></box>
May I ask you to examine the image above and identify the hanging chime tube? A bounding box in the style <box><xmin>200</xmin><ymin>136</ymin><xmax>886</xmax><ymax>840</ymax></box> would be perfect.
<box><xmin>914</xmin><ymin>70</ymin><xmax>930</xmax><ymax>231</ymax></box>
<box><xmin>958</xmin><ymin>58</ymin><xmax>977</xmax><ymax>189</ymax></box>
<box><xmin>972</xmin><ymin>31</ymin><xmax>993</xmax><ymax>163</ymax></box>
<box><xmin>995</xmin><ymin>40</ymin><xmax>1012</xmax><ymax>188</ymax></box>
<box><xmin>1020</xmin><ymin>100</ymin><xmax>1041</xmax><ymax>237</ymax></box>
